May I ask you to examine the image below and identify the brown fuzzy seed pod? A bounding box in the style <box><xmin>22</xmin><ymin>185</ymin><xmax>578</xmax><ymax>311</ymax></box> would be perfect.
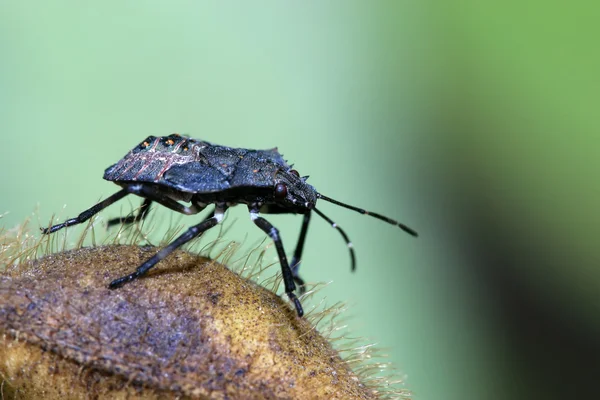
<box><xmin>0</xmin><ymin>245</ymin><xmax>377</xmax><ymax>399</ymax></box>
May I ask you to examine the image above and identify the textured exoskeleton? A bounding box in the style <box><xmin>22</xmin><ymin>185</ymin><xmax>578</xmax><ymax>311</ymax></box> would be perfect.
<box><xmin>43</xmin><ymin>134</ymin><xmax>417</xmax><ymax>317</ymax></box>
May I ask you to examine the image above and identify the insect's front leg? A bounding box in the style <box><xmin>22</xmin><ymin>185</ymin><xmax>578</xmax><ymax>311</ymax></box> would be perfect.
<box><xmin>109</xmin><ymin>205</ymin><xmax>227</xmax><ymax>289</ymax></box>
<box><xmin>290</xmin><ymin>212</ymin><xmax>311</xmax><ymax>295</ymax></box>
<box><xmin>249</xmin><ymin>206</ymin><xmax>303</xmax><ymax>317</ymax></box>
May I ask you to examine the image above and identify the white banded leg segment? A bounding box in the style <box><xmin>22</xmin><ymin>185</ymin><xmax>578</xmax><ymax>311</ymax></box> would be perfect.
<box><xmin>249</xmin><ymin>207</ymin><xmax>304</xmax><ymax>317</ymax></box>
<box><xmin>214</xmin><ymin>207</ymin><xmax>225</xmax><ymax>223</ymax></box>
<box><xmin>108</xmin><ymin>206</ymin><xmax>227</xmax><ymax>289</ymax></box>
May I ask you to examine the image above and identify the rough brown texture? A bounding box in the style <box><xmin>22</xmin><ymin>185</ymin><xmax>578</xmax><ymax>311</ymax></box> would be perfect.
<box><xmin>0</xmin><ymin>245</ymin><xmax>375</xmax><ymax>399</ymax></box>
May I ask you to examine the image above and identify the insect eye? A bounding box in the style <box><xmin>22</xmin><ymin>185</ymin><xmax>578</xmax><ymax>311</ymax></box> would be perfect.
<box><xmin>289</xmin><ymin>169</ymin><xmax>300</xmax><ymax>178</ymax></box>
<box><xmin>274</xmin><ymin>183</ymin><xmax>288</xmax><ymax>199</ymax></box>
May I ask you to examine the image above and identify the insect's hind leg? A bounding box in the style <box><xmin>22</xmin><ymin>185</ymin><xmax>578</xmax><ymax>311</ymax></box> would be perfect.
<box><xmin>249</xmin><ymin>207</ymin><xmax>303</xmax><ymax>317</ymax></box>
<box><xmin>41</xmin><ymin>189</ymin><xmax>129</xmax><ymax>234</ymax></box>
<box><xmin>107</xmin><ymin>198</ymin><xmax>153</xmax><ymax>228</ymax></box>
<box><xmin>125</xmin><ymin>183</ymin><xmax>204</xmax><ymax>216</ymax></box>
<box><xmin>290</xmin><ymin>212</ymin><xmax>311</xmax><ymax>295</ymax></box>
<box><xmin>109</xmin><ymin>206</ymin><xmax>226</xmax><ymax>289</ymax></box>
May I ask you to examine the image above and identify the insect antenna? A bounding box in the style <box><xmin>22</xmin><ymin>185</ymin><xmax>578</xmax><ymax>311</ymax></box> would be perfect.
<box><xmin>312</xmin><ymin>207</ymin><xmax>356</xmax><ymax>271</ymax></box>
<box><xmin>316</xmin><ymin>193</ymin><xmax>418</xmax><ymax>237</ymax></box>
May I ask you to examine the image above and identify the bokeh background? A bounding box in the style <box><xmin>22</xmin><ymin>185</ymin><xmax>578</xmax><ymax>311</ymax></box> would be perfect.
<box><xmin>1</xmin><ymin>2</ymin><xmax>598</xmax><ymax>399</ymax></box>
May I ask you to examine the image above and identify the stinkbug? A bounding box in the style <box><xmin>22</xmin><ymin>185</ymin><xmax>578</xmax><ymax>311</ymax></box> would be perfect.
<box><xmin>42</xmin><ymin>133</ymin><xmax>417</xmax><ymax>317</ymax></box>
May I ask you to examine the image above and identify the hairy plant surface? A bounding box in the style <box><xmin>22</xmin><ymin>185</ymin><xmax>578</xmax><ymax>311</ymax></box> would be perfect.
<box><xmin>0</xmin><ymin>244</ymin><xmax>400</xmax><ymax>399</ymax></box>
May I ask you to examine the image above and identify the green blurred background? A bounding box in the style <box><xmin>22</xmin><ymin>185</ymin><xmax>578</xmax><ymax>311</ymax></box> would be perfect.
<box><xmin>1</xmin><ymin>2</ymin><xmax>598</xmax><ymax>399</ymax></box>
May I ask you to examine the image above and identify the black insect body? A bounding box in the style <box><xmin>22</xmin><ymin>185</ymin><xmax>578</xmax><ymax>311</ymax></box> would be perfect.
<box><xmin>42</xmin><ymin>134</ymin><xmax>417</xmax><ymax>317</ymax></box>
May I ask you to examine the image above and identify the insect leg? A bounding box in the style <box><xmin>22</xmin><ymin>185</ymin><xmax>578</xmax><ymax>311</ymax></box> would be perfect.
<box><xmin>109</xmin><ymin>206</ymin><xmax>227</xmax><ymax>289</ymax></box>
<box><xmin>290</xmin><ymin>212</ymin><xmax>311</xmax><ymax>295</ymax></box>
<box><xmin>249</xmin><ymin>208</ymin><xmax>303</xmax><ymax>317</ymax></box>
<box><xmin>107</xmin><ymin>198</ymin><xmax>153</xmax><ymax>227</ymax></box>
<box><xmin>41</xmin><ymin>189</ymin><xmax>129</xmax><ymax>234</ymax></box>
<box><xmin>125</xmin><ymin>184</ymin><xmax>204</xmax><ymax>216</ymax></box>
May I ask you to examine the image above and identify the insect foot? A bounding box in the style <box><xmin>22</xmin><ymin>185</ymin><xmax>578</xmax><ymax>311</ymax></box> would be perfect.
<box><xmin>0</xmin><ymin>245</ymin><xmax>390</xmax><ymax>399</ymax></box>
<box><xmin>41</xmin><ymin>134</ymin><xmax>417</xmax><ymax>318</ymax></box>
